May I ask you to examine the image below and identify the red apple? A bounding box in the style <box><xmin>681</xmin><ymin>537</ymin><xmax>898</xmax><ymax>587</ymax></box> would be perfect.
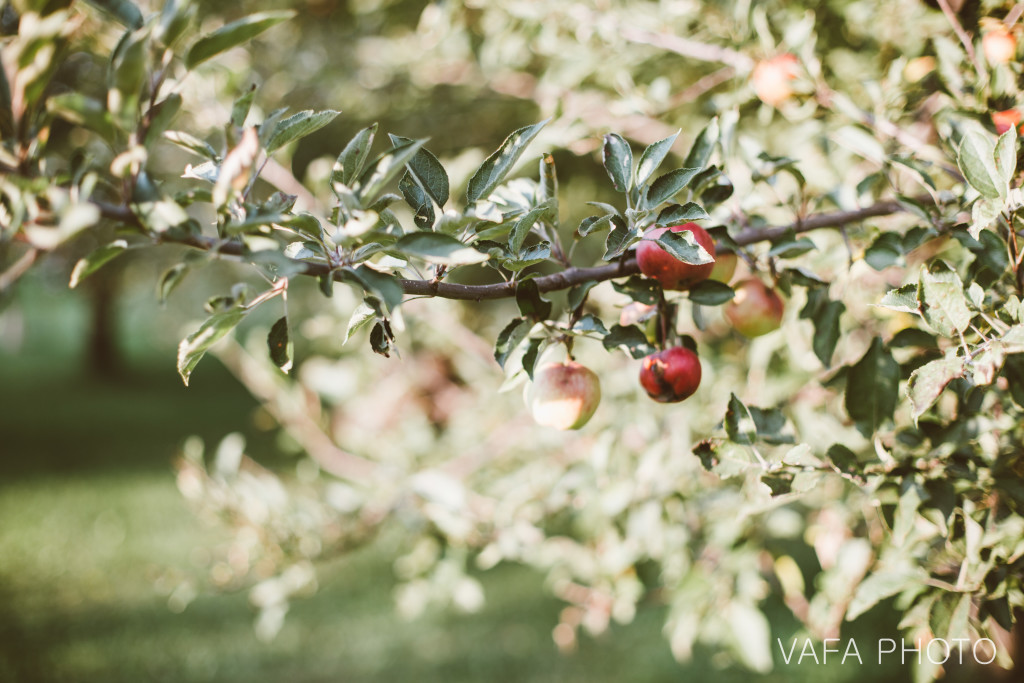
<box><xmin>724</xmin><ymin>279</ymin><xmax>784</xmax><ymax>338</ymax></box>
<box><xmin>752</xmin><ymin>54</ymin><xmax>799</xmax><ymax>107</ymax></box>
<box><xmin>636</xmin><ymin>222</ymin><xmax>716</xmax><ymax>291</ymax></box>
<box><xmin>983</xmin><ymin>29</ymin><xmax>1016</xmax><ymax>65</ymax></box>
<box><xmin>527</xmin><ymin>361</ymin><xmax>601</xmax><ymax>430</ymax></box>
<box><xmin>639</xmin><ymin>347</ymin><xmax>702</xmax><ymax>403</ymax></box>
<box><xmin>992</xmin><ymin>109</ymin><xmax>1022</xmax><ymax>135</ymax></box>
<box><xmin>708</xmin><ymin>250</ymin><xmax>738</xmax><ymax>284</ymax></box>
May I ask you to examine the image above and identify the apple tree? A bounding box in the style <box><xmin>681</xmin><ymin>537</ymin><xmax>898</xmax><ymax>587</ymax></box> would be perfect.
<box><xmin>2</xmin><ymin>0</ymin><xmax>1024</xmax><ymax>678</ymax></box>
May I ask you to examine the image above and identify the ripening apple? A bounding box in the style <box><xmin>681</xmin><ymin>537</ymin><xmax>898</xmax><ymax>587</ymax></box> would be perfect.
<box><xmin>639</xmin><ymin>346</ymin><xmax>702</xmax><ymax>403</ymax></box>
<box><xmin>708</xmin><ymin>250</ymin><xmax>738</xmax><ymax>284</ymax></box>
<box><xmin>992</xmin><ymin>109</ymin><xmax>1022</xmax><ymax>135</ymax></box>
<box><xmin>983</xmin><ymin>28</ymin><xmax>1016</xmax><ymax>65</ymax></box>
<box><xmin>636</xmin><ymin>222</ymin><xmax>716</xmax><ymax>291</ymax></box>
<box><xmin>724</xmin><ymin>278</ymin><xmax>784</xmax><ymax>338</ymax></box>
<box><xmin>751</xmin><ymin>53</ymin><xmax>799</xmax><ymax>107</ymax></box>
<box><xmin>526</xmin><ymin>361</ymin><xmax>601</xmax><ymax>430</ymax></box>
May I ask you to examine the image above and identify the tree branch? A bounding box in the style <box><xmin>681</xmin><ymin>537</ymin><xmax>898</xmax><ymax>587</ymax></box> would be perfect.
<box><xmin>100</xmin><ymin>196</ymin><xmax>926</xmax><ymax>301</ymax></box>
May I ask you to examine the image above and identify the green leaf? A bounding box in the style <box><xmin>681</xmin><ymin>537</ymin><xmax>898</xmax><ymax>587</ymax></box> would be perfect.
<box><xmin>877</xmin><ymin>284</ymin><xmax>920</xmax><ymax>314</ymax></box>
<box><xmin>612</xmin><ymin>275</ymin><xmax>660</xmax><ymax>305</ymax></box>
<box><xmin>577</xmin><ymin>214</ymin><xmax>614</xmax><ymax>237</ymax></box>
<box><xmin>509</xmin><ymin>205</ymin><xmax>549</xmax><ymax>255</ymax></box>
<box><xmin>265</xmin><ymin>109</ymin><xmax>340</xmax><ymax>153</ymax></box>
<box><xmin>333</xmin><ymin>123</ymin><xmax>378</xmax><ymax>190</ymax></box>
<box><xmin>650</xmin><ymin>229</ymin><xmax>714</xmax><ymax>265</ymax></box>
<box><xmin>603</xmin><ymin>220</ymin><xmax>639</xmax><ymax>260</ymax></box>
<box><xmin>995</xmin><ymin>127</ymin><xmax>1017</xmax><ymax>186</ymax></box>
<box><xmin>186</xmin><ymin>11</ymin><xmax>296</xmax><ymax>70</ymax></box>
<box><xmin>355</xmin><ymin>138</ymin><xmax>427</xmax><ymax>206</ymax></box>
<box><xmin>164</xmin><ymin>130</ymin><xmax>218</xmax><ymax>160</ymax></box>
<box><xmin>645</xmin><ymin>167</ymin><xmax>701</xmax><ymax>207</ymax></box>
<box><xmin>399</xmin><ymin>172</ymin><xmax>434</xmax><ymax>229</ymax></box>
<box><xmin>344</xmin><ymin>302</ymin><xmax>378</xmax><ymax>344</ymax></box>
<box><xmin>687</xmin><ymin>280</ymin><xmax>735</xmax><ymax>306</ymax></box>
<box><xmin>957</xmin><ymin>129</ymin><xmax>1005</xmax><ymax>199</ymax></box>
<box><xmin>682</xmin><ymin>117</ymin><xmax>719</xmax><ymax>170</ymax></box>
<box><xmin>845</xmin><ymin>337</ymin><xmax>899</xmax><ymax>436</ymax></box>
<box><xmin>46</xmin><ymin>93</ymin><xmax>115</xmax><ymax>141</ymax></box>
<box><xmin>768</xmin><ymin>237</ymin><xmax>816</xmax><ymax>259</ymax></box>
<box><xmin>502</xmin><ymin>241</ymin><xmax>551</xmax><ymax>271</ymax></box>
<box><xmin>267</xmin><ymin>316</ymin><xmax>292</xmax><ymax>372</ymax></box>
<box><xmin>810</xmin><ymin>299</ymin><xmax>844</xmax><ymax>367</ymax></box>
<box><xmin>521</xmin><ymin>337</ymin><xmax>545</xmax><ymax>379</ymax></box>
<box><xmin>969</xmin><ymin>196</ymin><xmax>1004</xmax><ymax>241</ymax></box>
<box><xmin>369</xmin><ymin>322</ymin><xmax>392</xmax><ymax>357</ymax></box>
<box><xmin>567</xmin><ymin>281</ymin><xmax>598</xmax><ymax>311</ymax></box>
<box><xmin>85</xmin><ymin>0</ymin><xmax>143</xmax><ymax>28</ymax></box>
<box><xmin>847</xmin><ymin>567</ymin><xmax>923</xmax><ymax>621</ymax></box>
<box><xmin>636</xmin><ymin>130</ymin><xmax>679</xmax><ymax>188</ymax></box>
<box><xmin>918</xmin><ymin>262</ymin><xmax>972</xmax><ymax>337</ymax></box>
<box><xmin>655</xmin><ymin>202</ymin><xmax>709</xmax><ymax>226</ymax></box>
<box><xmin>602</xmin><ymin>133</ymin><xmax>633</xmax><ymax>192</ymax></box>
<box><xmin>157</xmin><ymin>263</ymin><xmax>189</xmax><ymax>304</ymax></box>
<box><xmin>725</xmin><ymin>393</ymin><xmax>758</xmax><ymax>445</ymax></box>
<box><xmin>570</xmin><ymin>314</ymin><xmax>608</xmax><ymax>336</ymax></box>
<box><xmin>893</xmin><ymin>477</ymin><xmax>926</xmax><ymax>545</ymax></box>
<box><xmin>515</xmin><ymin>279</ymin><xmax>552</xmax><ymax>320</ymax></box>
<box><xmin>602</xmin><ymin>324</ymin><xmax>654</xmax><ymax>359</ymax></box>
<box><xmin>494</xmin><ymin>318</ymin><xmax>528</xmax><ymax>368</ymax></box>
<box><xmin>230</xmin><ymin>84</ymin><xmax>256</xmax><ymax>128</ymax></box>
<box><xmin>177</xmin><ymin>308</ymin><xmax>249</xmax><ymax>385</ymax></box>
<box><xmin>389</xmin><ymin>135</ymin><xmax>450</xmax><ymax>209</ymax></box>
<box><xmin>907</xmin><ymin>352</ymin><xmax>965</xmax><ymax>422</ymax></box>
<box><xmin>865</xmin><ymin>232</ymin><xmax>903</xmax><ymax>270</ymax></box>
<box><xmin>393</xmin><ymin>232</ymin><xmax>488</xmax><ymax>266</ymax></box>
<box><xmin>69</xmin><ymin>240</ymin><xmax>128</xmax><ymax>289</ymax></box>
<box><xmin>339</xmin><ymin>265</ymin><xmax>404</xmax><ymax>311</ymax></box>
<box><xmin>467</xmin><ymin>120</ymin><xmax>549</xmax><ymax>203</ymax></box>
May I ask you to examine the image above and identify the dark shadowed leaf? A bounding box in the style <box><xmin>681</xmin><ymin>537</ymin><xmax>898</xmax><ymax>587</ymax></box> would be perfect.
<box><xmin>389</xmin><ymin>134</ymin><xmax>450</xmax><ymax>208</ymax></box>
<box><xmin>845</xmin><ymin>337</ymin><xmax>899</xmax><ymax>436</ymax></box>
<box><xmin>688</xmin><ymin>280</ymin><xmax>734</xmax><ymax>306</ymax></box>
<box><xmin>602</xmin><ymin>324</ymin><xmax>654</xmax><ymax>359</ymax></box>
<box><xmin>333</xmin><ymin>123</ymin><xmax>378</xmax><ymax>190</ymax></box>
<box><xmin>494</xmin><ymin>318</ymin><xmax>528</xmax><ymax>368</ymax></box>
<box><xmin>267</xmin><ymin>316</ymin><xmax>292</xmax><ymax>372</ymax></box>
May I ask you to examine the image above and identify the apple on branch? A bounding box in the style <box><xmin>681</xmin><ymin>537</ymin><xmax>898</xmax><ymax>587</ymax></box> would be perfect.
<box><xmin>636</xmin><ymin>222</ymin><xmax>717</xmax><ymax>291</ymax></box>
<box><xmin>724</xmin><ymin>278</ymin><xmax>784</xmax><ymax>338</ymax></box>
<box><xmin>526</xmin><ymin>361</ymin><xmax>601</xmax><ymax>430</ymax></box>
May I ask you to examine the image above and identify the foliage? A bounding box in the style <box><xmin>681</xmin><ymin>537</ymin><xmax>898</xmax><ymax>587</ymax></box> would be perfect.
<box><xmin>2</xmin><ymin>0</ymin><xmax>1024</xmax><ymax>679</ymax></box>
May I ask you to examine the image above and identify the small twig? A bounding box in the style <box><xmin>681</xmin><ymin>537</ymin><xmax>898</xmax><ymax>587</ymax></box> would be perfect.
<box><xmin>0</xmin><ymin>247</ymin><xmax>38</xmax><ymax>292</ymax></box>
<box><xmin>936</xmin><ymin>0</ymin><xmax>986</xmax><ymax>81</ymax></box>
<box><xmin>620</xmin><ymin>26</ymin><xmax>755</xmax><ymax>71</ymax></box>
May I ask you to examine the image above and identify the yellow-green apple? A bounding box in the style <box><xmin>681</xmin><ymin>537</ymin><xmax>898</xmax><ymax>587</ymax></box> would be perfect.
<box><xmin>983</xmin><ymin>27</ymin><xmax>1016</xmax><ymax>65</ymax></box>
<box><xmin>636</xmin><ymin>222</ymin><xmax>716</xmax><ymax>291</ymax></box>
<box><xmin>724</xmin><ymin>278</ymin><xmax>784</xmax><ymax>337</ymax></box>
<box><xmin>527</xmin><ymin>361</ymin><xmax>601</xmax><ymax>430</ymax></box>
<box><xmin>639</xmin><ymin>347</ymin><xmax>701</xmax><ymax>403</ymax></box>
<box><xmin>752</xmin><ymin>54</ymin><xmax>799</xmax><ymax>107</ymax></box>
<box><xmin>708</xmin><ymin>250</ymin><xmax>738</xmax><ymax>284</ymax></box>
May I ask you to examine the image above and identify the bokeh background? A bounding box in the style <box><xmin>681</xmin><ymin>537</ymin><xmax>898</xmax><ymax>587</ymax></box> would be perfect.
<box><xmin>1</xmin><ymin>0</ymin><xmax>1012</xmax><ymax>680</ymax></box>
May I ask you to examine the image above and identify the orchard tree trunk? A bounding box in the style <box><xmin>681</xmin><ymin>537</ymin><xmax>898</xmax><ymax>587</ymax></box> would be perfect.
<box><xmin>85</xmin><ymin>265</ymin><xmax>121</xmax><ymax>380</ymax></box>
